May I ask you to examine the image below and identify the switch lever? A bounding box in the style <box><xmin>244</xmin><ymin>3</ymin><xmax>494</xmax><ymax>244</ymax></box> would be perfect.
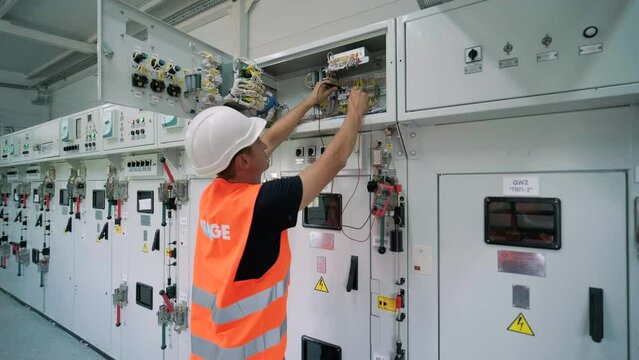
<box><xmin>346</xmin><ymin>255</ymin><xmax>358</xmax><ymax>292</ymax></box>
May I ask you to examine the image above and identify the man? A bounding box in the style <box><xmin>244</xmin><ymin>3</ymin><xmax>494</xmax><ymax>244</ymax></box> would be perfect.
<box><xmin>185</xmin><ymin>80</ymin><xmax>368</xmax><ymax>360</ymax></box>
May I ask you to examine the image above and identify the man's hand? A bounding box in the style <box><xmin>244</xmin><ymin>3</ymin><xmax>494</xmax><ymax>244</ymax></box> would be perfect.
<box><xmin>347</xmin><ymin>87</ymin><xmax>369</xmax><ymax>117</ymax></box>
<box><xmin>304</xmin><ymin>80</ymin><xmax>338</xmax><ymax>107</ymax></box>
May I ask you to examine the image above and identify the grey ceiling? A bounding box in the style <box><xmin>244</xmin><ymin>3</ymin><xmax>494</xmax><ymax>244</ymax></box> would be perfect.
<box><xmin>0</xmin><ymin>0</ymin><xmax>227</xmax><ymax>90</ymax></box>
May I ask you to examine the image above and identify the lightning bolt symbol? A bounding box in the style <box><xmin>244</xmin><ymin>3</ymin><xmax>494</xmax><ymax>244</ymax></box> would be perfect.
<box><xmin>517</xmin><ymin>316</ymin><xmax>523</xmax><ymax>330</ymax></box>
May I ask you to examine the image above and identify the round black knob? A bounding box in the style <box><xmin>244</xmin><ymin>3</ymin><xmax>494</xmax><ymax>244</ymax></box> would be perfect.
<box><xmin>127</xmin><ymin>162</ymin><xmax>132</xmax><ymax>167</ymax></box>
<box><xmin>131</xmin><ymin>130</ymin><xmax>135</xmax><ymax>136</ymax></box>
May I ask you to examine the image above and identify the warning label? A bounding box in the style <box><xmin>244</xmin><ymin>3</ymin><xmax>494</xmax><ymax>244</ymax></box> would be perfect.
<box><xmin>142</xmin><ymin>243</ymin><xmax>149</xmax><ymax>253</ymax></box>
<box><xmin>377</xmin><ymin>296</ymin><xmax>396</xmax><ymax>312</ymax></box>
<box><xmin>314</xmin><ymin>277</ymin><xmax>329</xmax><ymax>293</ymax></box>
<box><xmin>507</xmin><ymin>313</ymin><xmax>534</xmax><ymax>336</ymax></box>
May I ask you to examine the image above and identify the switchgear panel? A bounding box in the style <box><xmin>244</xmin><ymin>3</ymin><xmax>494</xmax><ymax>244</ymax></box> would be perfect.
<box><xmin>101</xmin><ymin>105</ymin><xmax>156</xmax><ymax>151</ymax></box>
<box><xmin>158</xmin><ymin>113</ymin><xmax>188</xmax><ymax>146</ymax></box>
<box><xmin>32</xmin><ymin>120</ymin><xmax>60</xmax><ymax>160</ymax></box>
<box><xmin>59</xmin><ymin>109</ymin><xmax>102</xmax><ymax>157</ymax></box>
<box><xmin>12</xmin><ymin>129</ymin><xmax>34</xmax><ymax>163</ymax></box>
<box><xmin>0</xmin><ymin>136</ymin><xmax>15</xmax><ymax>164</ymax></box>
<box><xmin>124</xmin><ymin>153</ymin><xmax>163</xmax><ymax>178</ymax></box>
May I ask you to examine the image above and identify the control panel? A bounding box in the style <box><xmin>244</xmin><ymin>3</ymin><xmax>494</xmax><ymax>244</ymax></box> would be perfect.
<box><xmin>60</xmin><ymin>109</ymin><xmax>102</xmax><ymax>157</ymax></box>
<box><xmin>25</xmin><ymin>166</ymin><xmax>43</xmax><ymax>181</ymax></box>
<box><xmin>123</xmin><ymin>153</ymin><xmax>163</xmax><ymax>178</ymax></box>
<box><xmin>13</xmin><ymin>129</ymin><xmax>34</xmax><ymax>163</ymax></box>
<box><xmin>5</xmin><ymin>168</ymin><xmax>19</xmax><ymax>181</ymax></box>
<box><xmin>0</xmin><ymin>136</ymin><xmax>15</xmax><ymax>164</ymax></box>
<box><xmin>33</xmin><ymin>120</ymin><xmax>61</xmax><ymax>160</ymax></box>
<box><xmin>102</xmin><ymin>105</ymin><xmax>156</xmax><ymax>151</ymax></box>
<box><xmin>158</xmin><ymin>113</ymin><xmax>188</xmax><ymax>146</ymax></box>
<box><xmin>280</xmin><ymin>135</ymin><xmax>369</xmax><ymax>173</ymax></box>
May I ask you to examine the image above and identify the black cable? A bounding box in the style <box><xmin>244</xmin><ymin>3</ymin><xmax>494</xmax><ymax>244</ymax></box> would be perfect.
<box><xmin>341</xmin><ymin>134</ymin><xmax>361</xmax><ymax>213</ymax></box>
<box><xmin>341</xmin><ymin>216</ymin><xmax>374</xmax><ymax>243</ymax></box>
<box><xmin>342</xmin><ymin>213</ymin><xmax>371</xmax><ymax>230</ymax></box>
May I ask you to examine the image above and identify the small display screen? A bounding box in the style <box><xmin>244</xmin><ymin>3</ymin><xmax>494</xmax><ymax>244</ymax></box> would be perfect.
<box><xmin>303</xmin><ymin>194</ymin><xmax>342</xmax><ymax>230</ymax></box>
<box><xmin>33</xmin><ymin>189</ymin><xmax>40</xmax><ymax>204</ymax></box>
<box><xmin>13</xmin><ymin>190</ymin><xmax>18</xmax><ymax>203</ymax></box>
<box><xmin>59</xmin><ymin>189</ymin><xmax>69</xmax><ymax>206</ymax></box>
<box><xmin>302</xmin><ymin>336</ymin><xmax>341</xmax><ymax>360</ymax></box>
<box><xmin>136</xmin><ymin>282</ymin><xmax>153</xmax><ymax>310</ymax></box>
<box><xmin>92</xmin><ymin>190</ymin><xmax>105</xmax><ymax>210</ymax></box>
<box><xmin>485</xmin><ymin>197</ymin><xmax>561</xmax><ymax>250</ymax></box>
<box><xmin>75</xmin><ymin>117</ymin><xmax>82</xmax><ymax>139</ymax></box>
<box><xmin>137</xmin><ymin>191</ymin><xmax>154</xmax><ymax>214</ymax></box>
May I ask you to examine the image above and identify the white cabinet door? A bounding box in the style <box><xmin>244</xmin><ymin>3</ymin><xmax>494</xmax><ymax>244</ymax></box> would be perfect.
<box><xmin>439</xmin><ymin>172</ymin><xmax>627</xmax><ymax>359</ymax></box>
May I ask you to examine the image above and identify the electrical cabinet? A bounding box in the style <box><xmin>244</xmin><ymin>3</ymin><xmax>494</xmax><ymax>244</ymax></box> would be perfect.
<box><xmin>72</xmin><ymin>179</ymin><xmax>113</xmax><ymax>355</ymax></box>
<box><xmin>44</xmin><ymin>176</ymin><xmax>75</xmax><ymax>330</ymax></box>
<box><xmin>398</xmin><ymin>0</ymin><xmax>639</xmax><ymax>125</ymax></box>
<box><xmin>158</xmin><ymin>113</ymin><xmax>189</xmax><ymax>147</ymax></box>
<box><xmin>32</xmin><ymin>120</ymin><xmax>61</xmax><ymax>160</ymax></box>
<box><xmin>59</xmin><ymin>108</ymin><xmax>103</xmax><ymax>159</ymax></box>
<box><xmin>439</xmin><ymin>172</ymin><xmax>627</xmax><ymax>359</ymax></box>
<box><xmin>0</xmin><ymin>135</ymin><xmax>14</xmax><ymax>166</ymax></box>
<box><xmin>11</xmin><ymin>130</ymin><xmax>34</xmax><ymax>164</ymax></box>
<box><xmin>98</xmin><ymin>0</ymin><xmax>233</xmax><ymax>120</ymax></box>
<box><xmin>256</xmin><ymin>19</ymin><xmax>396</xmax><ymax>138</ymax></box>
<box><xmin>101</xmin><ymin>105</ymin><xmax>156</xmax><ymax>152</ymax></box>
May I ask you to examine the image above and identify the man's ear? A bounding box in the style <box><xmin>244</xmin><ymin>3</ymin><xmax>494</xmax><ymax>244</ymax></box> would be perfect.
<box><xmin>235</xmin><ymin>153</ymin><xmax>250</xmax><ymax>170</ymax></box>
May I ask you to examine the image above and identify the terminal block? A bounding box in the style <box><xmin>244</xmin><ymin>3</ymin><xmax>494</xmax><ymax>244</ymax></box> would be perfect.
<box><xmin>113</xmin><ymin>282</ymin><xmax>128</xmax><ymax>327</ymax></box>
<box><xmin>17</xmin><ymin>249</ymin><xmax>30</xmax><ymax>267</ymax></box>
<box><xmin>105</xmin><ymin>165</ymin><xmax>129</xmax><ymax>225</ymax></box>
<box><xmin>39</xmin><ymin>168</ymin><xmax>56</xmax><ymax>211</ymax></box>
<box><xmin>17</xmin><ymin>183</ymin><xmax>31</xmax><ymax>208</ymax></box>
<box><xmin>173</xmin><ymin>301</ymin><xmax>189</xmax><ymax>333</ymax></box>
<box><xmin>157</xmin><ymin>302</ymin><xmax>174</xmax><ymax>350</ymax></box>
<box><xmin>67</xmin><ymin>168</ymin><xmax>86</xmax><ymax>219</ymax></box>
<box><xmin>0</xmin><ymin>175</ymin><xmax>10</xmax><ymax>204</ymax></box>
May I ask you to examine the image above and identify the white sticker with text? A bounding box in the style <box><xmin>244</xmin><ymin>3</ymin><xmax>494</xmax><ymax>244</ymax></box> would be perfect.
<box><xmin>503</xmin><ymin>176</ymin><xmax>540</xmax><ymax>196</ymax></box>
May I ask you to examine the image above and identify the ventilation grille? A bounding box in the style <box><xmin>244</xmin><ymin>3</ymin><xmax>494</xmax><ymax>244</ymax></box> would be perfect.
<box><xmin>163</xmin><ymin>0</ymin><xmax>228</xmax><ymax>25</ymax></box>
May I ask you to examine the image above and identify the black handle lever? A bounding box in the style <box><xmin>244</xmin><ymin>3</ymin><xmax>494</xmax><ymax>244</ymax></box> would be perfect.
<box><xmin>64</xmin><ymin>216</ymin><xmax>72</xmax><ymax>234</ymax></box>
<box><xmin>35</xmin><ymin>214</ymin><xmax>43</xmax><ymax>227</ymax></box>
<box><xmin>98</xmin><ymin>223</ymin><xmax>109</xmax><ymax>241</ymax></box>
<box><xmin>589</xmin><ymin>287</ymin><xmax>604</xmax><ymax>343</ymax></box>
<box><xmin>346</xmin><ymin>255</ymin><xmax>358</xmax><ymax>292</ymax></box>
<box><xmin>152</xmin><ymin>229</ymin><xmax>160</xmax><ymax>251</ymax></box>
<box><xmin>13</xmin><ymin>210</ymin><xmax>21</xmax><ymax>223</ymax></box>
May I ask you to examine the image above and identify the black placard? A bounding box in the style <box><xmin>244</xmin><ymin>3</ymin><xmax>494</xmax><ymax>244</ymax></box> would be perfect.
<box><xmin>136</xmin><ymin>282</ymin><xmax>153</xmax><ymax>310</ymax></box>
<box><xmin>92</xmin><ymin>190</ymin><xmax>106</xmax><ymax>210</ymax></box>
<box><xmin>485</xmin><ymin>197</ymin><xmax>561</xmax><ymax>250</ymax></box>
<box><xmin>137</xmin><ymin>190</ymin><xmax>154</xmax><ymax>214</ymax></box>
<box><xmin>302</xmin><ymin>335</ymin><xmax>341</xmax><ymax>360</ymax></box>
<box><xmin>303</xmin><ymin>193</ymin><xmax>342</xmax><ymax>230</ymax></box>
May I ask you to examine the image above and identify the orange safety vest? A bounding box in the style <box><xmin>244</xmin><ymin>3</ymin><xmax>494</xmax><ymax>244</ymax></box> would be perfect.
<box><xmin>190</xmin><ymin>178</ymin><xmax>291</xmax><ymax>360</ymax></box>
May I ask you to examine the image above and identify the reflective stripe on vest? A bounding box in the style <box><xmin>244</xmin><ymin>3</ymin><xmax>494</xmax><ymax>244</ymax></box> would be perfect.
<box><xmin>192</xmin><ymin>273</ymin><xmax>290</xmax><ymax>325</ymax></box>
<box><xmin>191</xmin><ymin>319</ymin><xmax>287</xmax><ymax>360</ymax></box>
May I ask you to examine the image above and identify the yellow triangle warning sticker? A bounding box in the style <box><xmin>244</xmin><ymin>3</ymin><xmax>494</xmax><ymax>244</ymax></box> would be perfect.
<box><xmin>507</xmin><ymin>313</ymin><xmax>534</xmax><ymax>336</ymax></box>
<box><xmin>314</xmin><ymin>277</ymin><xmax>329</xmax><ymax>293</ymax></box>
<box><xmin>142</xmin><ymin>243</ymin><xmax>149</xmax><ymax>253</ymax></box>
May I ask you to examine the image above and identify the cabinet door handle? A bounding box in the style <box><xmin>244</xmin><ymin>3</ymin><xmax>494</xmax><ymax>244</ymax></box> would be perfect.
<box><xmin>589</xmin><ymin>287</ymin><xmax>604</xmax><ymax>343</ymax></box>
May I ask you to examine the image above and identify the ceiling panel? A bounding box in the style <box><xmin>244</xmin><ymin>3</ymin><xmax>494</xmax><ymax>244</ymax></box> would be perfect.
<box><xmin>0</xmin><ymin>33</ymin><xmax>66</xmax><ymax>73</ymax></box>
<box><xmin>5</xmin><ymin>0</ymin><xmax>97</xmax><ymax>41</ymax></box>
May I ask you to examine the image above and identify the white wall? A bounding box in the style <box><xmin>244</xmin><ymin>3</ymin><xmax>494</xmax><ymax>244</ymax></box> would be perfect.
<box><xmin>187</xmin><ymin>12</ymin><xmax>237</xmax><ymax>57</ymax></box>
<box><xmin>0</xmin><ymin>87</ymin><xmax>48</xmax><ymax>133</ymax></box>
<box><xmin>50</xmin><ymin>74</ymin><xmax>100</xmax><ymax>119</ymax></box>
<box><xmin>247</xmin><ymin>0</ymin><xmax>418</xmax><ymax>58</ymax></box>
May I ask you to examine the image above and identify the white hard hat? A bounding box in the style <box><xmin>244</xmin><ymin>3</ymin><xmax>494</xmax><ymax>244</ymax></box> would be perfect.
<box><xmin>184</xmin><ymin>106</ymin><xmax>266</xmax><ymax>177</ymax></box>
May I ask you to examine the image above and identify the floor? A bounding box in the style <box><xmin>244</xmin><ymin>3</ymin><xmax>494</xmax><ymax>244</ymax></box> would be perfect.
<box><xmin>0</xmin><ymin>290</ymin><xmax>107</xmax><ymax>360</ymax></box>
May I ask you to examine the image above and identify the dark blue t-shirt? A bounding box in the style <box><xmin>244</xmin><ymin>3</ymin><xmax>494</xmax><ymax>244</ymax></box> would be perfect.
<box><xmin>234</xmin><ymin>176</ymin><xmax>303</xmax><ymax>281</ymax></box>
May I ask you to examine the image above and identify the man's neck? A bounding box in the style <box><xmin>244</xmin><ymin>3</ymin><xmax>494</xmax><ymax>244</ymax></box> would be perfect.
<box><xmin>222</xmin><ymin>173</ymin><xmax>261</xmax><ymax>185</ymax></box>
